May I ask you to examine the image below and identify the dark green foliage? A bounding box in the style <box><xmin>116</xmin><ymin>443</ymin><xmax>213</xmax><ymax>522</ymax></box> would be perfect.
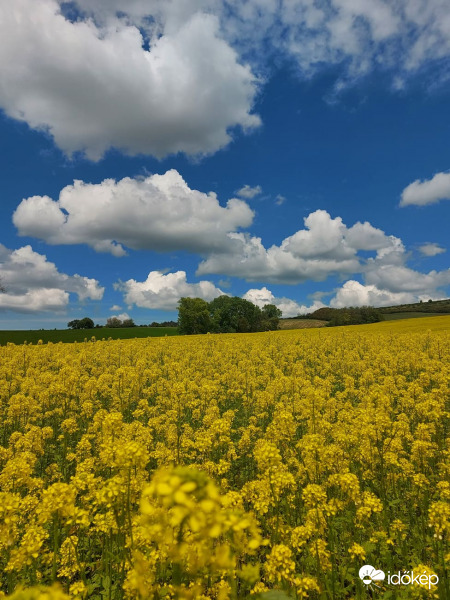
<box><xmin>298</xmin><ymin>306</ymin><xmax>383</xmax><ymax>326</ymax></box>
<box><xmin>379</xmin><ymin>298</ymin><xmax>450</xmax><ymax>314</ymax></box>
<box><xmin>67</xmin><ymin>317</ymin><xmax>95</xmax><ymax>329</ymax></box>
<box><xmin>325</xmin><ymin>306</ymin><xmax>383</xmax><ymax>327</ymax></box>
<box><xmin>177</xmin><ymin>296</ymin><xmax>281</xmax><ymax>335</ymax></box>
<box><xmin>106</xmin><ymin>317</ymin><xmax>136</xmax><ymax>328</ymax></box>
<box><xmin>302</xmin><ymin>307</ymin><xmax>337</xmax><ymax>321</ymax></box>
<box><xmin>149</xmin><ymin>320</ymin><xmax>178</xmax><ymax>327</ymax></box>
<box><xmin>209</xmin><ymin>296</ymin><xmax>263</xmax><ymax>333</ymax></box>
<box><xmin>300</xmin><ymin>299</ymin><xmax>450</xmax><ymax>324</ymax></box>
<box><xmin>261</xmin><ymin>304</ymin><xmax>283</xmax><ymax>331</ymax></box>
<box><xmin>177</xmin><ymin>297</ymin><xmax>212</xmax><ymax>334</ymax></box>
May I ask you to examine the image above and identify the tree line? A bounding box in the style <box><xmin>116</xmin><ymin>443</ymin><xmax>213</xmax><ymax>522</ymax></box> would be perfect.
<box><xmin>177</xmin><ymin>296</ymin><xmax>282</xmax><ymax>335</ymax></box>
<box><xmin>67</xmin><ymin>318</ymin><xmax>178</xmax><ymax>330</ymax></box>
<box><xmin>301</xmin><ymin>306</ymin><xmax>383</xmax><ymax>326</ymax></box>
<box><xmin>67</xmin><ymin>317</ymin><xmax>136</xmax><ymax>329</ymax></box>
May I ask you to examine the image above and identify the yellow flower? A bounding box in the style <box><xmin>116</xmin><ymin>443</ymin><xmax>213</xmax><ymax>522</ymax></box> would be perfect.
<box><xmin>348</xmin><ymin>542</ymin><xmax>366</xmax><ymax>561</ymax></box>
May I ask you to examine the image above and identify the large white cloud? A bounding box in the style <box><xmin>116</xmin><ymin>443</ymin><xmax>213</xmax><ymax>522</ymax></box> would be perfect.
<box><xmin>13</xmin><ymin>170</ymin><xmax>254</xmax><ymax>256</ymax></box>
<box><xmin>328</xmin><ymin>248</ymin><xmax>450</xmax><ymax>307</ymax></box>
<box><xmin>364</xmin><ymin>263</ymin><xmax>450</xmax><ymax>295</ymax></box>
<box><xmin>116</xmin><ymin>270</ymin><xmax>225</xmax><ymax>311</ymax></box>
<box><xmin>243</xmin><ymin>287</ymin><xmax>324</xmax><ymax>317</ymax></box>
<box><xmin>0</xmin><ymin>0</ymin><xmax>259</xmax><ymax>160</ymax></box>
<box><xmin>2</xmin><ymin>1</ymin><xmax>449</xmax><ymax>162</ymax></box>
<box><xmin>197</xmin><ymin>210</ymin><xmax>401</xmax><ymax>284</ymax></box>
<box><xmin>400</xmin><ymin>171</ymin><xmax>450</xmax><ymax>206</ymax></box>
<box><xmin>0</xmin><ymin>244</ymin><xmax>104</xmax><ymax>313</ymax></box>
<box><xmin>73</xmin><ymin>1</ymin><xmax>450</xmax><ymax>86</ymax></box>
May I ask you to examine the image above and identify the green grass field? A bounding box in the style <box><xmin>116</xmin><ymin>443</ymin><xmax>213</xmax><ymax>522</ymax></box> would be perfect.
<box><xmin>0</xmin><ymin>326</ymin><xmax>178</xmax><ymax>346</ymax></box>
<box><xmin>382</xmin><ymin>311</ymin><xmax>450</xmax><ymax>320</ymax></box>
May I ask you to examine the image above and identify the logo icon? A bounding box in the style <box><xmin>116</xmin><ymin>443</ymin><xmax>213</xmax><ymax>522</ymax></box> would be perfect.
<box><xmin>359</xmin><ymin>565</ymin><xmax>385</xmax><ymax>588</ymax></box>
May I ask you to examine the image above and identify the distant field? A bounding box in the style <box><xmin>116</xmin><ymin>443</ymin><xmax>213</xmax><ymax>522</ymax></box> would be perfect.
<box><xmin>333</xmin><ymin>314</ymin><xmax>450</xmax><ymax>333</ymax></box>
<box><xmin>279</xmin><ymin>318</ymin><xmax>327</xmax><ymax>329</ymax></box>
<box><xmin>0</xmin><ymin>326</ymin><xmax>178</xmax><ymax>345</ymax></box>
<box><xmin>382</xmin><ymin>311</ymin><xmax>450</xmax><ymax>320</ymax></box>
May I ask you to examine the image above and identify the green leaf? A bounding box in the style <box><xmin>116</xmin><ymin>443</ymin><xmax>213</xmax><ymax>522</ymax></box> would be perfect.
<box><xmin>362</xmin><ymin>541</ymin><xmax>377</xmax><ymax>554</ymax></box>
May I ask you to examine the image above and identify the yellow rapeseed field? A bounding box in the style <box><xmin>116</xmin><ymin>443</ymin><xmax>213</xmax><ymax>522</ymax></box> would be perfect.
<box><xmin>0</xmin><ymin>316</ymin><xmax>449</xmax><ymax>599</ymax></box>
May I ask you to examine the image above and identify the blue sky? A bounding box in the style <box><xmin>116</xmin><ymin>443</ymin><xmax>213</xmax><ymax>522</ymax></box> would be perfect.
<box><xmin>1</xmin><ymin>0</ymin><xmax>449</xmax><ymax>329</ymax></box>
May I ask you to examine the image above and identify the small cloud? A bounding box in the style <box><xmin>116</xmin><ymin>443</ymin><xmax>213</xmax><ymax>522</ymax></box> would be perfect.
<box><xmin>275</xmin><ymin>194</ymin><xmax>286</xmax><ymax>206</ymax></box>
<box><xmin>392</xmin><ymin>76</ymin><xmax>406</xmax><ymax>91</ymax></box>
<box><xmin>218</xmin><ymin>279</ymin><xmax>232</xmax><ymax>289</ymax></box>
<box><xmin>418</xmin><ymin>243</ymin><xmax>446</xmax><ymax>257</ymax></box>
<box><xmin>109</xmin><ymin>304</ymin><xmax>122</xmax><ymax>311</ymax></box>
<box><xmin>309</xmin><ymin>289</ymin><xmax>334</xmax><ymax>300</ymax></box>
<box><xmin>400</xmin><ymin>171</ymin><xmax>450</xmax><ymax>206</ymax></box>
<box><xmin>236</xmin><ymin>184</ymin><xmax>262</xmax><ymax>199</ymax></box>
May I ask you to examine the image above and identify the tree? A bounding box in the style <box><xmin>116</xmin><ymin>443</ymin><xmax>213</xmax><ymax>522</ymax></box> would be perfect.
<box><xmin>122</xmin><ymin>318</ymin><xmax>136</xmax><ymax>328</ymax></box>
<box><xmin>67</xmin><ymin>317</ymin><xmax>94</xmax><ymax>329</ymax></box>
<box><xmin>106</xmin><ymin>317</ymin><xmax>122</xmax><ymax>328</ymax></box>
<box><xmin>208</xmin><ymin>296</ymin><xmax>264</xmax><ymax>333</ymax></box>
<box><xmin>177</xmin><ymin>296</ymin><xmax>280</xmax><ymax>335</ymax></box>
<box><xmin>178</xmin><ymin>297</ymin><xmax>211</xmax><ymax>334</ymax></box>
<box><xmin>68</xmin><ymin>319</ymin><xmax>80</xmax><ymax>329</ymax></box>
<box><xmin>79</xmin><ymin>317</ymin><xmax>94</xmax><ymax>329</ymax></box>
<box><xmin>261</xmin><ymin>304</ymin><xmax>282</xmax><ymax>330</ymax></box>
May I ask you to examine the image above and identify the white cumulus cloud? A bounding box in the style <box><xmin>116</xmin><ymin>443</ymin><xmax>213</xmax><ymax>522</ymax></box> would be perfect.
<box><xmin>0</xmin><ymin>244</ymin><xmax>104</xmax><ymax>313</ymax></box>
<box><xmin>400</xmin><ymin>171</ymin><xmax>450</xmax><ymax>206</ymax></box>
<box><xmin>115</xmin><ymin>270</ymin><xmax>225</xmax><ymax>311</ymax></box>
<box><xmin>418</xmin><ymin>243</ymin><xmax>446</xmax><ymax>257</ymax></box>
<box><xmin>330</xmin><ymin>280</ymin><xmax>446</xmax><ymax>308</ymax></box>
<box><xmin>236</xmin><ymin>184</ymin><xmax>262</xmax><ymax>199</ymax></box>
<box><xmin>243</xmin><ymin>286</ymin><xmax>324</xmax><ymax>317</ymax></box>
<box><xmin>0</xmin><ymin>0</ymin><xmax>260</xmax><ymax>160</ymax></box>
<box><xmin>13</xmin><ymin>170</ymin><xmax>254</xmax><ymax>256</ymax></box>
<box><xmin>364</xmin><ymin>263</ymin><xmax>450</xmax><ymax>295</ymax></box>
<box><xmin>197</xmin><ymin>210</ymin><xmax>400</xmax><ymax>284</ymax></box>
<box><xmin>2</xmin><ymin>0</ymin><xmax>449</xmax><ymax>163</ymax></box>
<box><xmin>73</xmin><ymin>0</ymin><xmax>450</xmax><ymax>86</ymax></box>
